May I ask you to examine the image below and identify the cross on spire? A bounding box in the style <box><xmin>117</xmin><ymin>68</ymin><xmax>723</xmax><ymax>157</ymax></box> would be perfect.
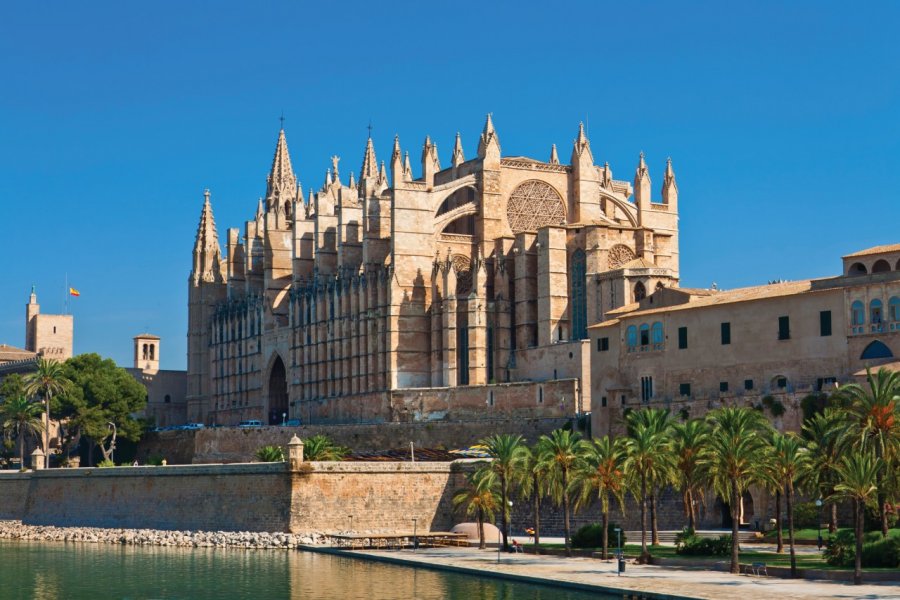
<box><xmin>279</xmin><ymin>111</ymin><xmax>285</xmax><ymax>130</ymax></box>
<box><xmin>367</xmin><ymin>120</ymin><xmax>373</xmax><ymax>139</ymax></box>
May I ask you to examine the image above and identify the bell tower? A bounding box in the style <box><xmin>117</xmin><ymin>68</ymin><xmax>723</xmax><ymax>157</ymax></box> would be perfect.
<box><xmin>134</xmin><ymin>334</ymin><xmax>160</xmax><ymax>373</ymax></box>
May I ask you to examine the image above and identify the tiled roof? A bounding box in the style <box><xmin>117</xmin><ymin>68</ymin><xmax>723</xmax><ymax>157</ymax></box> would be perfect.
<box><xmin>0</xmin><ymin>344</ymin><xmax>37</xmax><ymax>362</ymax></box>
<box><xmin>843</xmin><ymin>244</ymin><xmax>900</xmax><ymax>258</ymax></box>
<box><xmin>590</xmin><ymin>280</ymin><xmax>821</xmax><ymax>327</ymax></box>
<box><xmin>133</xmin><ymin>333</ymin><xmax>161</xmax><ymax>339</ymax></box>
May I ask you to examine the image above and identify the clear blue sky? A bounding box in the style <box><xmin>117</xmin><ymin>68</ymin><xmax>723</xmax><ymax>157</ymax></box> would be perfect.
<box><xmin>1</xmin><ymin>1</ymin><xmax>898</xmax><ymax>370</ymax></box>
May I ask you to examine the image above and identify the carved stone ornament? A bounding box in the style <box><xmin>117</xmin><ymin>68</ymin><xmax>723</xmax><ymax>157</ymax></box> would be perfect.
<box><xmin>607</xmin><ymin>244</ymin><xmax>635</xmax><ymax>269</ymax></box>
<box><xmin>451</xmin><ymin>254</ymin><xmax>472</xmax><ymax>296</ymax></box>
<box><xmin>506</xmin><ymin>179</ymin><xmax>566</xmax><ymax>233</ymax></box>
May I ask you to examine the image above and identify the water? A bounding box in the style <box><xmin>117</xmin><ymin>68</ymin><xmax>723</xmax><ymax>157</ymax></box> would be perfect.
<box><xmin>0</xmin><ymin>541</ymin><xmax>614</xmax><ymax>600</ymax></box>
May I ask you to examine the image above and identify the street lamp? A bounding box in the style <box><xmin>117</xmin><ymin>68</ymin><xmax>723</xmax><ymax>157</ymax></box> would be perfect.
<box><xmin>614</xmin><ymin>527</ymin><xmax>623</xmax><ymax>576</ymax></box>
<box><xmin>815</xmin><ymin>498</ymin><xmax>824</xmax><ymax>549</ymax></box>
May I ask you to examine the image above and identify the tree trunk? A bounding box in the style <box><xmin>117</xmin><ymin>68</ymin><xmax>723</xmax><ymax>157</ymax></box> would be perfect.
<box><xmin>687</xmin><ymin>489</ymin><xmax>696</xmax><ymax>531</ymax></box>
<box><xmin>775</xmin><ymin>488</ymin><xmax>784</xmax><ymax>553</ymax></box>
<box><xmin>532</xmin><ymin>473</ymin><xmax>541</xmax><ymax>555</ymax></box>
<box><xmin>601</xmin><ymin>508</ymin><xmax>609</xmax><ymax>559</ymax></box>
<box><xmin>854</xmin><ymin>499</ymin><xmax>863</xmax><ymax>585</ymax></box>
<box><xmin>43</xmin><ymin>395</ymin><xmax>50</xmax><ymax>463</ymax></box>
<box><xmin>787</xmin><ymin>480</ymin><xmax>797</xmax><ymax>578</ymax></box>
<box><xmin>640</xmin><ymin>472</ymin><xmax>648</xmax><ymax>561</ymax></box>
<box><xmin>562</xmin><ymin>467</ymin><xmax>571</xmax><ymax>557</ymax></box>
<box><xmin>879</xmin><ymin>490</ymin><xmax>888</xmax><ymax>538</ymax></box>
<box><xmin>829</xmin><ymin>502</ymin><xmax>837</xmax><ymax>534</ymax></box>
<box><xmin>501</xmin><ymin>475</ymin><xmax>509</xmax><ymax>551</ymax></box>
<box><xmin>478</xmin><ymin>508</ymin><xmax>485</xmax><ymax>550</ymax></box>
<box><xmin>18</xmin><ymin>428</ymin><xmax>25</xmax><ymax>468</ymax></box>
<box><xmin>730</xmin><ymin>485</ymin><xmax>740</xmax><ymax>574</ymax></box>
<box><xmin>650</xmin><ymin>489</ymin><xmax>659</xmax><ymax>545</ymax></box>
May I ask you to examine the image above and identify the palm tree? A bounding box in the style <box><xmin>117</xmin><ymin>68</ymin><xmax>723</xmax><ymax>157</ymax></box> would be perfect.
<box><xmin>836</xmin><ymin>367</ymin><xmax>900</xmax><ymax>536</ymax></box>
<box><xmin>801</xmin><ymin>408</ymin><xmax>845</xmax><ymax>533</ymax></box>
<box><xmin>771</xmin><ymin>432</ymin><xmax>811</xmax><ymax>578</ymax></box>
<box><xmin>515</xmin><ymin>445</ymin><xmax>550</xmax><ymax>554</ymax></box>
<box><xmin>302</xmin><ymin>434</ymin><xmax>349</xmax><ymax>461</ymax></box>
<box><xmin>671</xmin><ymin>418</ymin><xmax>709</xmax><ymax>531</ymax></box>
<box><xmin>536</xmin><ymin>428</ymin><xmax>585</xmax><ymax>557</ymax></box>
<box><xmin>480</xmin><ymin>433</ymin><xmax>528</xmax><ymax>550</ymax></box>
<box><xmin>623</xmin><ymin>409</ymin><xmax>673</xmax><ymax>561</ymax></box>
<box><xmin>453</xmin><ymin>468</ymin><xmax>500</xmax><ymax>549</ymax></box>
<box><xmin>702</xmin><ymin>407</ymin><xmax>772</xmax><ymax>574</ymax></box>
<box><xmin>574</xmin><ymin>435</ymin><xmax>627</xmax><ymax>559</ymax></box>
<box><xmin>0</xmin><ymin>395</ymin><xmax>44</xmax><ymax>467</ymax></box>
<box><xmin>23</xmin><ymin>357</ymin><xmax>70</xmax><ymax>462</ymax></box>
<box><xmin>832</xmin><ymin>451</ymin><xmax>882</xmax><ymax>585</ymax></box>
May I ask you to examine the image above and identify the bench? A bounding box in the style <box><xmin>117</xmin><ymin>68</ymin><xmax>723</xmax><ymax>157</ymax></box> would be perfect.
<box><xmin>744</xmin><ymin>562</ymin><xmax>767</xmax><ymax>576</ymax></box>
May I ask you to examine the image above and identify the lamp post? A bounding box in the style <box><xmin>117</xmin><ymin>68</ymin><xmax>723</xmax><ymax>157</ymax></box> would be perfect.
<box><xmin>614</xmin><ymin>527</ymin><xmax>623</xmax><ymax>576</ymax></box>
<box><xmin>282</xmin><ymin>412</ymin><xmax>287</xmax><ymax>426</ymax></box>
<box><xmin>815</xmin><ymin>498</ymin><xmax>824</xmax><ymax>549</ymax></box>
<box><xmin>348</xmin><ymin>514</ymin><xmax>353</xmax><ymax>534</ymax></box>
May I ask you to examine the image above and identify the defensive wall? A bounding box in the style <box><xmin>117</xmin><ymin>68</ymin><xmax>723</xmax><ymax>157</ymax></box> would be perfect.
<box><xmin>0</xmin><ymin>460</ymin><xmax>469</xmax><ymax>534</ymax></box>
<box><xmin>139</xmin><ymin>416</ymin><xmax>577</xmax><ymax>464</ymax></box>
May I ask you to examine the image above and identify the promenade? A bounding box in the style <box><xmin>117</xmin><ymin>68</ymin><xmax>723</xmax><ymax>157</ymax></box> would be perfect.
<box><xmin>322</xmin><ymin>545</ymin><xmax>900</xmax><ymax>600</ymax></box>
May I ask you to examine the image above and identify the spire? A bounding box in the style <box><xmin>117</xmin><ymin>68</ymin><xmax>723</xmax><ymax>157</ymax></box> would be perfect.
<box><xmin>422</xmin><ymin>136</ymin><xmax>440</xmax><ymax>185</ymax></box>
<box><xmin>634</xmin><ymin>152</ymin><xmax>652</xmax><ymax>211</ymax></box>
<box><xmin>379</xmin><ymin>160</ymin><xmax>387</xmax><ymax>184</ymax></box>
<box><xmin>601</xmin><ymin>161</ymin><xmax>612</xmax><ymax>188</ymax></box>
<box><xmin>348</xmin><ymin>171</ymin><xmax>356</xmax><ymax>188</ymax></box>
<box><xmin>452</xmin><ymin>132</ymin><xmax>465</xmax><ymax>167</ymax></box>
<box><xmin>477</xmin><ymin>113</ymin><xmax>501</xmax><ymax>160</ymax></box>
<box><xmin>662</xmin><ymin>157</ymin><xmax>678</xmax><ymax>205</ymax></box>
<box><xmin>266</xmin><ymin>128</ymin><xmax>297</xmax><ymax>202</ymax></box>
<box><xmin>549</xmin><ymin>144</ymin><xmax>559</xmax><ymax>165</ymax></box>
<box><xmin>572</xmin><ymin>121</ymin><xmax>592</xmax><ymax>159</ymax></box>
<box><xmin>390</xmin><ymin>135</ymin><xmax>403</xmax><ymax>186</ymax></box>
<box><xmin>360</xmin><ymin>135</ymin><xmax>378</xmax><ymax>179</ymax></box>
<box><xmin>256</xmin><ymin>198</ymin><xmax>264</xmax><ymax>221</ymax></box>
<box><xmin>403</xmin><ymin>151</ymin><xmax>413</xmax><ymax>181</ymax></box>
<box><xmin>325</xmin><ymin>168</ymin><xmax>333</xmax><ymax>188</ymax></box>
<box><xmin>29</xmin><ymin>285</ymin><xmax>36</xmax><ymax>304</ymax></box>
<box><xmin>192</xmin><ymin>189</ymin><xmax>223</xmax><ymax>283</ymax></box>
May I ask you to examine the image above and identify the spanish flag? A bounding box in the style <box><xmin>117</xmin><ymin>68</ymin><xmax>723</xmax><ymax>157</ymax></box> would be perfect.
<box><xmin>69</xmin><ymin>288</ymin><xmax>80</xmax><ymax>297</ymax></box>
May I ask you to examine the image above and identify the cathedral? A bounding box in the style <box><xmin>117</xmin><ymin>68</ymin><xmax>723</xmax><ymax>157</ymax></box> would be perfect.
<box><xmin>187</xmin><ymin>116</ymin><xmax>680</xmax><ymax>425</ymax></box>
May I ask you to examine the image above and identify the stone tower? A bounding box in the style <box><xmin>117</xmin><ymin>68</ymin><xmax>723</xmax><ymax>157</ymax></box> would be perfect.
<box><xmin>24</xmin><ymin>286</ymin><xmax>73</xmax><ymax>360</ymax></box>
<box><xmin>133</xmin><ymin>333</ymin><xmax>160</xmax><ymax>373</ymax></box>
<box><xmin>186</xmin><ymin>189</ymin><xmax>226</xmax><ymax>422</ymax></box>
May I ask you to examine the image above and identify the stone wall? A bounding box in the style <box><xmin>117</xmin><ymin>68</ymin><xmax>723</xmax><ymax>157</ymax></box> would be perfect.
<box><xmin>0</xmin><ymin>461</ymin><xmax>475</xmax><ymax>535</ymax></box>
<box><xmin>0</xmin><ymin>472</ymin><xmax>30</xmax><ymax>520</ymax></box>
<box><xmin>10</xmin><ymin>463</ymin><xmax>291</xmax><ymax>532</ymax></box>
<box><xmin>139</xmin><ymin>416</ymin><xmax>574</xmax><ymax>464</ymax></box>
<box><xmin>290</xmin><ymin>462</ymin><xmax>470</xmax><ymax>533</ymax></box>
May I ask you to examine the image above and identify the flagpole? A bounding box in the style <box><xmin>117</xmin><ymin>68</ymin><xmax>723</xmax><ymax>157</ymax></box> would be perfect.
<box><xmin>65</xmin><ymin>272</ymin><xmax>68</xmax><ymax>315</ymax></box>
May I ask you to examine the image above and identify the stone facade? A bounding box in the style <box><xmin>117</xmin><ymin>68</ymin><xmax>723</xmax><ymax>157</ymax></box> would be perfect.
<box><xmin>126</xmin><ymin>334</ymin><xmax>187</xmax><ymax>427</ymax></box>
<box><xmin>188</xmin><ymin>116</ymin><xmax>680</xmax><ymax>426</ymax></box>
<box><xmin>589</xmin><ymin>244</ymin><xmax>900</xmax><ymax>438</ymax></box>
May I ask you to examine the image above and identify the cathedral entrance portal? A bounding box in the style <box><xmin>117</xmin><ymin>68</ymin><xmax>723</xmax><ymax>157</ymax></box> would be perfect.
<box><xmin>267</xmin><ymin>356</ymin><xmax>288</xmax><ymax>425</ymax></box>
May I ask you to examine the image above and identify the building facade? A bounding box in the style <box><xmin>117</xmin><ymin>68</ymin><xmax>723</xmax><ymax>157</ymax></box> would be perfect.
<box><xmin>589</xmin><ymin>244</ymin><xmax>900</xmax><ymax>437</ymax></box>
<box><xmin>187</xmin><ymin>116</ymin><xmax>681</xmax><ymax>425</ymax></box>
<box><xmin>126</xmin><ymin>334</ymin><xmax>187</xmax><ymax>427</ymax></box>
<box><xmin>0</xmin><ymin>287</ymin><xmax>73</xmax><ymax>377</ymax></box>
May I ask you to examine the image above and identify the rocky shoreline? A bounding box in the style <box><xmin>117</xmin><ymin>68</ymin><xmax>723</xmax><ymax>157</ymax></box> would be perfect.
<box><xmin>0</xmin><ymin>520</ymin><xmax>329</xmax><ymax>549</ymax></box>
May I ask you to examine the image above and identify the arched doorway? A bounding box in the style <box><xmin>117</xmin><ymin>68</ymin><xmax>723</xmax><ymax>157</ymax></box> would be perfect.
<box><xmin>268</xmin><ymin>356</ymin><xmax>288</xmax><ymax>425</ymax></box>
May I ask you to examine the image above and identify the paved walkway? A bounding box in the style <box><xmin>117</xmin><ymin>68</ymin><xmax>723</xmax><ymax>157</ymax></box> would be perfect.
<box><xmin>320</xmin><ymin>546</ymin><xmax>900</xmax><ymax>600</ymax></box>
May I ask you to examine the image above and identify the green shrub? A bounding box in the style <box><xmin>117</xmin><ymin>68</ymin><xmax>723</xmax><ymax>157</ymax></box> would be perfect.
<box><xmin>864</xmin><ymin>506</ymin><xmax>898</xmax><ymax>531</ymax></box>
<box><xmin>255</xmin><ymin>445</ymin><xmax>285</xmax><ymax>462</ymax></box>
<box><xmin>146</xmin><ymin>454</ymin><xmax>165</xmax><ymax>466</ymax></box>
<box><xmin>761</xmin><ymin>395</ymin><xmax>786</xmax><ymax>417</ymax></box>
<box><xmin>97</xmin><ymin>459</ymin><xmax>116</xmax><ymax>468</ymax></box>
<box><xmin>792</xmin><ymin>502</ymin><xmax>821</xmax><ymax>529</ymax></box>
<box><xmin>825</xmin><ymin>529</ymin><xmax>900</xmax><ymax>568</ymax></box>
<box><xmin>675</xmin><ymin>531</ymin><xmax>731</xmax><ymax>556</ymax></box>
<box><xmin>800</xmin><ymin>393</ymin><xmax>828</xmax><ymax>422</ymax></box>
<box><xmin>572</xmin><ymin>522</ymin><xmax>627</xmax><ymax>549</ymax></box>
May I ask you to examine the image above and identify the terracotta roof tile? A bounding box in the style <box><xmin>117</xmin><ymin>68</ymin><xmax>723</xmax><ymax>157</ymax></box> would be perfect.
<box><xmin>843</xmin><ymin>244</ymin><xmax>900</xmax><ymax>258</ymax></box>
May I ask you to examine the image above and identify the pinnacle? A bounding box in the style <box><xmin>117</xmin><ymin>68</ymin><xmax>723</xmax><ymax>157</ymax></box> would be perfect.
<box><xmin>195</xmin><ymin>190</ymin><xmax>221</xmax><ymax>253</ymax></box>
<box><xmin>575</xmin><ymin>121</ymin><xmax>589</xmax><ymax>146</ymax></box>
<box><xmin>268</xmin><ymin>129</ymin><xmax>296</xmax><ymax>190</ymax></box>
<box><xmin>549</xmin><ymin>144</ymin><xmax>559</xmax><ymax>165</ymax></box>
<box><xmin>360</xmin><ymin>136</ymin><xmax>378</xmax><ymax>179</ymax></box>
<box><xmin>483</xmin><ymin>113</ymin><xmax>495</xmax><ymax>136</ymax></box>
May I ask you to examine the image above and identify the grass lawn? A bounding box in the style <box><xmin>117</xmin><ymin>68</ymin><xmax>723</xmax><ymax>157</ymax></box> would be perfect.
<box><xmin>762</xmin><ymin>527</ymin><xmax>845</xmax><ymax>541</ymax></box>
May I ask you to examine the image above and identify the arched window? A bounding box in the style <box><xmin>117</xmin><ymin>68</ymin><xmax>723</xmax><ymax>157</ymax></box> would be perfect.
<box><xmin>851</xmin><ymin>300</ymin><xmax>865</xmax><ymax>333</ymax></box>
<box><xmin>570</xmin><ymin>249</ymin><xmax>587</xmax><ymax>340</ymax></box>
<box><xmin>149</xmin><ymin>344</ymin><xmax>155</xmax><ymax>360</ymax></box>
<box><xmin>890</xmin><ymin>297</ymin><xmax>900</xmax><ymax>330</ymax></box>
<box><xmin>626</xmin><ymin>325</ymin><xmax>638</xmax><ymax>351</ymax></box>
<box><xmin>142</xmin><ymin>344</ymin><xmax>149</xmax><ymax>360</ymax></box>
<box><xmin>872</xmin><ymin>259</ymin><xmax>891</xmax><ymax>273</ymax></box>
<box><xmin>861</xmin><ymin>340</ymin><xmax>894</xmax><ymax>360</ymax></box>
<box><xmin>896</xmin><ymin>258</ymin><xmax>900</xmax><ymax>271</ymax></box>
<box><xmin>634</xmin><ymin>281</ymin><xmax>647</xmax><ymax>302</ymax></box>
<box><xmin>655</xmin><ymin>282</ymin><xmax>665</xmax><ymax>291</ymax></box>
<box><xmin>848</xmin><ymin>262</ymin><xmax>868</xmax><ymax>276</ymax></box>
<box><xmin>871</xmin><ymin>299</ymin><xmax>884</xmax><ymax>327</ymax></box>
<box><xmin>639</xmin><ymin>323</ymin><xmax>650</xmax><ymax>349</ymax></box>
<box><xmin>651</xmin><ymin>322</ymin><xmax>664</xmax><ymax>350</ymax></box>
